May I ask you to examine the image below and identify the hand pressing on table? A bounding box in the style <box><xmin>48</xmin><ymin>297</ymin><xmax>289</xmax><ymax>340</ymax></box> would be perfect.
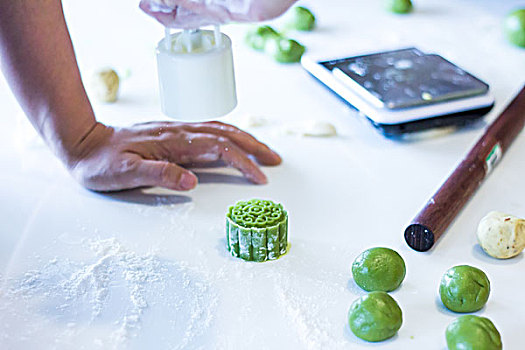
<box><xmin>0</xmin><ymin>0</ymin><xmax>281</xmax><ymax>192</ymax></box>
<box><xmin>69</xmin><ymin>121</ymin><xmax>281</xmax><ymax>191</ymax></box>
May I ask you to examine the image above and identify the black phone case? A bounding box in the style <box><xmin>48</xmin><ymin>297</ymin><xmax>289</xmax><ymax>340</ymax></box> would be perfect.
<box><xmin>306</xmin><ymin>70</ymin><xmax>494</xmax><ymax>137</ymax></box>
<box><xmin>371</xmin><ymin>105</ymin><xmax>494</xmax><ymax>137</ymax></box>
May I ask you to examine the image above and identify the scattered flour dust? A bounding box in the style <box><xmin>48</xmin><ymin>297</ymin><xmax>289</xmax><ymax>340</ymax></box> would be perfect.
<box><xmin>269</xmin><ymin>251</ymin><xmax>349</xmax><ymax>350</ymax></box>
<box><xmin>273</xmin><ymin>281</ymin><xmax>347</xmax><ymax>350</ymax></box>
<box><xmin>1</xmin><ymin>237</ymin><xmax>217</xmax><ymax>349</ymax></box>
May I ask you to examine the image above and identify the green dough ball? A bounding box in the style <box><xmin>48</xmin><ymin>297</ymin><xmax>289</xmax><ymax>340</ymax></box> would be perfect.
<box><xmin>439</xmin><ymin>265</ymin><xmax>490</xmax><ymax>313</ymax></box>
<box><xmin>265</xmin><ymin>37</ymin><xmax>305</xmax><ymax>63</ymax></box>
<box><xmin>286</xmin><ymin>6</ymin><xmax>316</xmax><ymax>31</ymax></box>
<box><xmin>446</xmin><ymin>315</ymin><xmax>502</xmax><ymax>350</ymax></box>
<box><xmin>348</xmin><ymin>291</ymin><xmax>403</xmax><ymax>342</ymax></box>
<box><xmin>504</xmin><ymin>9</ymin><xmax>525</xmax><ymax>48</ymax></box>
<box><xmin>352</xmin><ymin>247</ymin><xmax>406</xmax><ymax>292</ymax></box>
<box><xmin>245</xmin><ymin>25</ymin><xmax>280</xmax><ymax>51</ymax></box>
<box><xmin>386</xmin><ymin>0</ymin><xmax>413</xmax><ymax>14</ymax></box>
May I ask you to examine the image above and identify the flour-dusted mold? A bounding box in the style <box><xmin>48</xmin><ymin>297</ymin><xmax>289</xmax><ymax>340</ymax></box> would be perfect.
<box><xmin>157</xmin><ymin>29</ymin><xmax>237</xmax><ymax>120</ymax></box>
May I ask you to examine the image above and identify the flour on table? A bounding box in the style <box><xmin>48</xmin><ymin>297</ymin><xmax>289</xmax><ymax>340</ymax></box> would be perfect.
<box><xmin>0</xmin><ymin>237</ymin><xmax>217</xmax><ymax>349</ymax></box>
<box><xmin>269</xmin><ymin>250</ymin><xmax>349</xmax><ymax>350</ymax></box>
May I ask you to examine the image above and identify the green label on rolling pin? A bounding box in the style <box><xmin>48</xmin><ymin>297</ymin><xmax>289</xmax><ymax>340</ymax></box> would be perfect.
<box><xmin>485</xmin><ymin>143</ymin><xmax>502</xmax><ymax>175</ymax></box>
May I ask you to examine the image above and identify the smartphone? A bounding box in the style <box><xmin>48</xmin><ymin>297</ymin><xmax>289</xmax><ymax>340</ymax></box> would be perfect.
<box><xmin>302</xmin><ymin>48</ymin><xmax>494</xmax><ymax>136</ymax></box>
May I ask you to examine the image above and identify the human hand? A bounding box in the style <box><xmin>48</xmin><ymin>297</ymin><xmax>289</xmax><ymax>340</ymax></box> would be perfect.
<box><xmin>140</xmin><ymin>0</ymin><xmax>298</xmax><ymax>29</ymax></box>
<box><xmin>66</xmin><ymin>121</ymin><xmax>281</xmax><ymax>192</ymax></box>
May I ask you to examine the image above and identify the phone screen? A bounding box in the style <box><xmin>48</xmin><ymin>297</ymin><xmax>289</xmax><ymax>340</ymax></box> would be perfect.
<box><xmin>321</xmin><ymin>49</ymin><xmax>489</xmax><ymax>109</ymax></box>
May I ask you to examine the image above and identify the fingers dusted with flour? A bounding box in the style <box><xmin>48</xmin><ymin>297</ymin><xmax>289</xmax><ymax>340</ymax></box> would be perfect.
<box><xmin>135</xmin><ymin>160</ymin><xmax>198</xmax><ymax>191</ymax></box>
<box><xmin>67</xmin><ymin>121</ymin><xmax>280</xmax><ymax>192</ymax></box>
<box><xmin>165</xmin><ymin>121</ymin><xmax>282</xmax><ymax>166</ymax></box>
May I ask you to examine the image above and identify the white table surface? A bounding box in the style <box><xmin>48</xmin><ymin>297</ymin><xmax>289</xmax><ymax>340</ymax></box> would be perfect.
<box><xmin>1</xmin><ymin>0</ymin><xmax>525</xmax><ymax>349</ymax></box>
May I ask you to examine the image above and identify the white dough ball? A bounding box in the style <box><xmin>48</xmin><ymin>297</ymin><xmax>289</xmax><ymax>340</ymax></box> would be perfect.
<box><xmin>477</xmin><ymin>211</ymin><xmax>525</xmax><ymax>259</ymax></box>
<box><xmin>282</xmin><ymin>120</ymin><xmax>337</xmax><ymax>137</ymax></box>
<box><xmin>236</xmin><ymin>114</ymin><xmax>268</xmax><ymax>129</ymax></box>
<box><xmin>301</xmin><ymin>120</ymin><xmax>337</xmax><ymax>137</ymax></box>
<box><xmin>88</xmin><ymin>68</ymin><xmax>120</xmax><ymax>103</ymax></box>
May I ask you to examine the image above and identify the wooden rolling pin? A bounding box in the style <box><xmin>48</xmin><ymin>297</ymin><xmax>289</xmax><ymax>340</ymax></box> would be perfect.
<box><xmin>405</xmin><ymin>85</ymin><xmax>525</xmax><ymax>252</ymax></box>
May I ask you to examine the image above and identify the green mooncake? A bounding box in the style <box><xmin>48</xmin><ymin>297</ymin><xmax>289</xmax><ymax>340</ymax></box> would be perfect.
<box><xmin>226</xmin><ymin>199</ymin><xmax>288</xmax><ymax>262</ymax></box>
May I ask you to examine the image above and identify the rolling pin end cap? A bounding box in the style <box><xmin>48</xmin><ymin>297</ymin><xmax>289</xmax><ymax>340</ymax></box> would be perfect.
<box><xmin>404</xmin><ymin>224</ymin><xmax>435</xmax><ymax>252</ymax></box>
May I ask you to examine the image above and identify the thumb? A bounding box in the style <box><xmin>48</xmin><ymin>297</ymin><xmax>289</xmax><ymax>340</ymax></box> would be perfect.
<box><xmin>136</xmin><ymin>160</ymin><xmax>198</xmax><ymax>191</ymax></box>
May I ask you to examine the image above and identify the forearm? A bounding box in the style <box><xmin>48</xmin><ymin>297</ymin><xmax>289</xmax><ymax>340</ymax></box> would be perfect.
<box><xmin>0</xmin><ymin>0</ymin><xmax>97</xmax><ymax>164</ymax></box>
